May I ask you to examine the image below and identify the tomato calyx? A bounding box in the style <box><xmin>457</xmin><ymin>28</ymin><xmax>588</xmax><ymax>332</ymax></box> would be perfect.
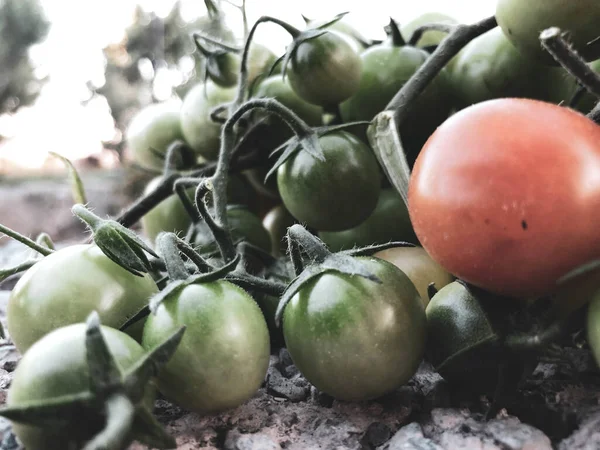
<box><xmin>72</xmin><ymin>204</ymin><xmax>157</xmax><ymax>277</ymax></box>
<box><xmin>385</xmin><ymin>18</ymin><xmax>406</xmax><ymax>47</ymax></box>
<box><xmin>193</xmin><ymin>31</ymin><xmax>241</xmax><ymax>89</ymax></box>
<box><xmin>0</xmin><ymin>312</ymin><xmax>184</xmax><ymax>450</ymax></box>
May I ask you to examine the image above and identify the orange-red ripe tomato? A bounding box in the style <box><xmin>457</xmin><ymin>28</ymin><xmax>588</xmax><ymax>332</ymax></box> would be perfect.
<box><xmin>408</xmin><ymin>98</ymin><xmax>600</xmax><ymax>299</ymax></box>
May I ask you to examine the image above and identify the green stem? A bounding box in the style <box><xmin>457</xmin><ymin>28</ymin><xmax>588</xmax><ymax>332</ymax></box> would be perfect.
<box><xmin>287</xmin><ymin>232</ymin><xmax>304</xmax><ymax>277</ymax></box>
<box><xmin>173</xmin><ymin>178</ymin><xmax>201</xmax><ymax>223</ymax></box>
<box><xmin>162</xmin><ymin>140</ymin><xmax>194</xmax><ymax>175</ymax></box>
<box><xmin>35</xmin><ymin>232</ymin><xmax>55</xmax><ymax>251</ymax></box>
<box><xmin>386</xmin><ymin>15</ymin><xmax>497</xmax><ymax>125</ymax></box>
<box><xmin>287</xmin><ymin>224</ymin><xmax>330</xmax><ymax>264</ymax></box>
<box><xmin>212</xmin><ymin>98</ymin><xmax>315</xmax><ymax>258</ymax></box>
<box><xmin>0</xmin><ymin>260</ymin><xmax>37</xmax><ymax>285</ymax></box>
<box><xmin>173</xmin><ymin>236</ymin><xmax>213</xmax><ymax>273</ymax></box>
<box><xmin>0</xmin><ymin>224</ymin><xmax>53</xmax><ymax>256</ymax></box>
<box><xmin>226</xmin><ymin>273</ymin><xmax>287</xmax><ymax>296</ymax></box>
<box><xmin>82</xmin><ymin>394</ymin><xmax>135</xmax><ymax>450</ymax></box>
<box><xmin>504</xmin><ymin>319</ymin><xmax>565</xmax><ymax>352</ymax></box>
<box><xmin>540</xmin><ymin>27</ymin><xmax>600</xmax><ymax>99</ymax></box>
<box><xmin>407</xmin><ymin>23</ymin><xmax>456</xmax><ymax>47</ymax></box>
<box><xmin>194</xmin><ymin>179</ymin><xmax>236</xmax><ymax>262</ymax></box>
<box><xmin>157</xmin><ymin>233</ymin><xmax>190</xmax><ymax>281</ymax></box>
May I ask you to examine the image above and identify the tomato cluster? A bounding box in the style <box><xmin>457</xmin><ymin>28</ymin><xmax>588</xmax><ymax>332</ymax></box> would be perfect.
<box><xmin>2</xmin><ymin>1</ymin><xmax>600</xmax><ymax>447</ymax></box>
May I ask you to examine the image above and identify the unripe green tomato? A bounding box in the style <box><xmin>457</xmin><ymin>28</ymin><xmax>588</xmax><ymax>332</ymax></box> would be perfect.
<box><xmin>588</xmin><ymin>291</ymin><xmax>600</xmax><ymax>369</ymax></box>
<box><xmin>282</xmin><ymin>257</ymin><xmax>426</xmax><ymax>401</ymax></box>
<box><xmin>141</xmin><ymin>176</ymin><xmax>254</xmax><ymax>244</ymax></box>
<box><xmin>401</xmin><ymin>13</ymin><xmax>457</xmax><ymax>49</ymax></box>
<box><xmin>7</xmin><ymin>245</ymin><xmax>158</xmax><ymax>353</ymax></box>
<box><xmin>180</xmin><ymin>81</ymin><xmax>236</xmax><ymax>160</ymax></box>
<box><xmin>262</xmin><ymin>204</ymin><xmax>296</xmax><ymax>257</ymax></box>
<box><xmin>287</xmin><ymin>31</ymin><xmax>362</xmax><ymax>107</ymax></box>
<box><xmin>142</xmin><ymin>281</ymin><xmax>270</xmax><ymax>412</ymax></box>
<box><xmin>496</xmin><ymin>0</ymin><xmax>600</xmax><ymax>64</ymax></box>
<box><xmin>374</xmin><ymin>246</ymin><xmax>454</xmax><ymax>307</ymax></box>
<box><xmin>209</xmin><ymin>44</ymin><xmax>278</xmax><ymax>88</ymax></box>
<box><xmin>7</xmin><ymin>324</ymin><xmax>153</xmax><ymax>450</ymax></box>
<box><xmin>450</xmin><ymin>28</ymin><xmax>551</xmax><ymax>108</ymax></box>
<box><xmin>340</xmin><ymin>43</ymin><xmax>453</xmax><ymax>158</ymax></box>
<box><xmin>126</xmin><ymin>100</ymin><xmax>185</xmax><ymax>170</ymax></box>
<box><xmin>318</xmin><ymin>189</ymin><xmax>417</xmax><ymax>252</ymax></box>
<box><xmin>540</xmin><ymin>59</ymin><xmax>600</xmax><ymax>113</ymax></box>
<box><xmin>305</xmin><ymin>18</ymin><xmax>369</xmax><ymax>53</ymax></box>
<box><xmin>277</xmin><ymin>131</ymin><xmax>381</xmax><ymax>231</ymax></box>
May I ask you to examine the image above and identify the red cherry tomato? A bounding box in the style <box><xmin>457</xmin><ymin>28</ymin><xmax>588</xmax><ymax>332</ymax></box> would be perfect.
<box><xmin>408</xmin><ymin>98</ymin><xmax>600</xmax><ymax>299</ymax></box>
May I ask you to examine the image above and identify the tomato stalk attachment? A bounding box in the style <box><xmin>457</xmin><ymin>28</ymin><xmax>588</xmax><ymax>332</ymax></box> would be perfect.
<box><xmin>0</xmin><ymin>312</ymin><xmax>185</xmax><ymax>450</ymax></box>
<box><xmin>407</xmin><ymin>22</ymin><xmax>455</xmax><ymax>47</ymax></box>
<box><xmin>539</xmin><ymin>27</ymin><xmax>600</xmax><ymax>99</ymax></box>
<box><xmin>0</xmin><ymin>224</ymin><xmax>54</xmax><ymax>257</ymax></box>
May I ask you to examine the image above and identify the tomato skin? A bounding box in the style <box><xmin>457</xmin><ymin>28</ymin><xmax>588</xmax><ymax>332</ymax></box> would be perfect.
<box><xmin>318</xmin><ymin>189</ymin><xmax>417</xmax><ymax>252</ymax></box>
<box><xmin>450</xmin><ymin>28</ymin><xmax>558</xmax><ymax>108</ymax></box>
<box><xmin>283</xmin><ymin>257</ymin><xmax>426</xmax><ymax>401</ymax></box>
<box><xmin>7</xmin><ymin>324</ymin><xmax>153</xmax><ymax>450</ymax></box>
<box><xmin>180</xmin><ymin>81</ymin><xmax>236</xmax><ymax>160</ymax></box>
<box><xmin>287</xmin><ymin>31</ymin><xmax>362</xmax><ymax>107</ymax></box>
<box><xmin>262</xmin><ymin>204</ymin><xmax>296</xmax><ymax>257</ymax></box>
<box><xmin>126</xmin><ymin>101</ymin><xmax>185</xmax><ymax>170</ymax></box>
<box><xmin>277</xmin><ymin>131</ymin><xmax>381</xmax><ymax>231</ymax></box>
<box><xmin>7</xmin><ymin>245</ymin><xmax>158</xmax><ymax>353</ymax></box>
<box><xmin>340</xmin><ymin>43</ymin><xmax>452</xmax><ymax>158</ymax></box>
<box><xmin>408</xmin><ymin>98</ymin><xmax>600</xmax><ymax>299</ymax></box>
<box><xmin>588</xmin><ymin>291</ymin><xmax>600</xmax><ymax>368</ymax></box>
<box><xmin>374</xmin><ymin>246</ymin><xmax>454</xmax><ymax>307</ymax></box>
<box><xmin>496</xmin><ymin>0</ymin><xmax>600</xmax><ymax>64</ymax></box>
<box><xmin>142</xmin><ymin>281</ymin><xmax>270</xmax><ymax>413</ymax></box>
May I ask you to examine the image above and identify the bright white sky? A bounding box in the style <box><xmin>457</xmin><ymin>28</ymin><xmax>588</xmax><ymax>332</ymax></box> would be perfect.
<box><xmin>0</xmin><ymin>0</ymin><xmax>496</xmax><ymax>171</ymax></box>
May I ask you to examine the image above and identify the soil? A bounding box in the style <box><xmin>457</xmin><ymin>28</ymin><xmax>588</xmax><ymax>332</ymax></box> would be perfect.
<box><xmin>0</xmin><ymin>171</ymin><xmax>599</xmax><ymax>450</ymax></box>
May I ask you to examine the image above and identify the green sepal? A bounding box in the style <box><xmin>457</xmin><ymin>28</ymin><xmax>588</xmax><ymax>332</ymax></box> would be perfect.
<box><xmin>86</xmin><ymin>312</ymin><xmax>123</xmax><ymax>396</ymax></box>
<box><xmin>265</xmin><ymin>122</ymin><xmax>369</xmax><ymax>181</ymax></box>
<box><xmin>130</xmin><ymin>407</ymin><xmax>177</xmax><ymax>449</ymax></box>
<box><xmin>49</xmin><ymin>151</ymin><xmax>87</xmax><ymax>205</ymax></box>
<box><xmin>0</xmin><ymin>392</ymin><xmax>95</xmax><ymax>427</ymax></box>
<box><xmin>123</xmin><ymin>326</ymin><xmax>186</xmax><ymax>399</ymax></box>
<box><xmin>81</xmin><ymin>394</ymin><xmax>135</xmax><ymax>450</ymax></box>
<box><xmin>72</xmin><ymin>204</ymin><xmax>157</xmax><ymax>277</ymax></box>
<box><xmin>343</xmin><ymin>241</ymin><xmax>416</xmax><ymax>257</ymax></box>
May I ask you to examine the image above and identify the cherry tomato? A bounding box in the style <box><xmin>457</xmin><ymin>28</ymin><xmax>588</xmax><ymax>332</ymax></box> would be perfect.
<box><xmin>374</xmin><ymin>246</ymin><xmax>454</xmax><ymax>307</ymax></box>
<box><xmin>318</xmin><ymin>189</ymin><xmax>417</xmax><ymax>252</ymax></box>
<box><xmin>180</xmin><ymin>81</ymin><xmax>236</xmax><ymax>160</ymax></box>
<box><xmin>207</xmin><ymin>44</ymin><xmax>277</xmax><ymax>88</ymax></box>
<box><xmin>496</xmin><ymin>0</ymin><xmax>600</xmax><ymax>64</ymax></box>
<box><xmin>7</xmin><ymin>324</ymin><xmax>153</xmax><ymax>450</ymax></box>
<box><xmin>408</xmin><ymin>98</ymin><xmax>600</xmax><ymax>299</ymax></box>
<box><xmin>7</xmin><ymin>245</ymin><xmax>158</xmax><ymax>352</ymax></box>
<box><xmin>305</xmin><ymin>17</ymin><xmax>368</xmax><ymax>54</ymax></box>
<box><xmin>142</xmin><ymin>280</ymin><xmax>270</xmax><ymax>412</ymax></box>
<box><xmin>277</xmin><ymin>131</ymin><xmax>381</xmax><ymax>231</ymax></box>
<box><xmin>286</xmin><ymin>31</ymin><xmax>362</xmax><ymax>107</ymax></box>
<box><xmin>401</xmin><ymin>12</ymin><xmax>458</xmax><ymax>49</ymax></box>
<box><xmin>282</xmin><ymin>257</ymin><xmax>426</xmax><ymax>401</ymax></box>
<box><xmin>262</xmin><ymin>204</ymin><xmax>296</xmax><ymax>257</ymax></box>
<box><xmin>126</xmin><ymin>100</ymin><xmax>185</xmax><ymax>170</ymax></box>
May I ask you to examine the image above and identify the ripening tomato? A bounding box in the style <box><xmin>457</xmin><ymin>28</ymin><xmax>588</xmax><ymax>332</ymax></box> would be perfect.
<box><xmin>408</xmin><ymin>98</ymin><xmax>600</xmax><ymax>299</ymax></box>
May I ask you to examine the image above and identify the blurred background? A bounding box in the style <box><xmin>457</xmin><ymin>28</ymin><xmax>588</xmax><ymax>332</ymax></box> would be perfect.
<box><xmin>0</xmin><ymin>0</ymin><xmax>496</xmax><ymax>174</ymax></box>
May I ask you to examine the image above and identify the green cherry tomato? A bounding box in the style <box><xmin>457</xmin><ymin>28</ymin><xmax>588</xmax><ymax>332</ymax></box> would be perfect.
<box><xmin>282</xmin><ymin>257</ymin><xmax>426</xmax><ymax>401</ymax></box>
<box><xmin>7</xmin><ymin>324</ymin><xmax>153</xmax><ymax>450</ymax></box>
<box><xmin>142</xmin><ymin>281</ymin><xmax>270</xmax><ymax>413</ymax></box>
<box><xmin>277</xmin><ymin>131</ymin><xmax>381</xmax><ymax>231</ymax></box>
<box><xmin>401</xmin><ymin>12</ymin><xmax>458</xmax><ymax>49</ymax></box>
<box><xmin>286</xmin><ymin>31</ymin><xmax>362</xmax><ymax>107</ymax></box>
<box><xmin>208</xmin><ymin>44</ymin><xmax>278</xmax><ymax>88</ymax></box>
<box><xmin>7</xmin><ymin>245</ymin><xmax>158</xmax><ymax>353</ymax></box>
<box><xmin>496</xmin><ymin>0</ymin><xmax>600</xmax><ymax>64</ymax></box>
<box><xmin>262</xmin><ymin>204</ymin><xmax>296</xmax><ymax>257</ymax></box>
<box><xmin>374</xmin><ymin>246</ymin><xmax>454</xmax><ymax>307</ymax></box>
<box><xmin>180</xmin><ymin>81</ymin><xmax>236</xmax><ymax>160</ymax></box>
<box><xmin>194</xmin><ymin>205</ymin><xmax>272</xmax><ymax>254</ymax></box>
<box><xmin>450</xmin><ymin>28</ymin><xmax>557</xmax><ymax>108</ymax></box>
<box><xmin>588</xmin><ymin>290</ymin><xmax>600</xmax><ymax>368</ymax></box>
<box><xmin>340</xmin><ymin>41</ymin><xmax>453</xmax><ymax>158</ymax></box>
<box><xmin>126</xmin><ymin>100</ymin><xmax>185</xmax><ymax>170</ymax></box>
<box><xmin>141</xmin><ymin>176</ymin><xmax>254</xmax><ymax>244</ymax></box>
<box><xmin>305</xmin><ymin>17</ymin><xmax>368</xmax><ymax>53</ymax></box>
<box><xmin>318</xmin><ymin>189</ymin><xmax>417</xmax><ymax>252</ymax></box>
